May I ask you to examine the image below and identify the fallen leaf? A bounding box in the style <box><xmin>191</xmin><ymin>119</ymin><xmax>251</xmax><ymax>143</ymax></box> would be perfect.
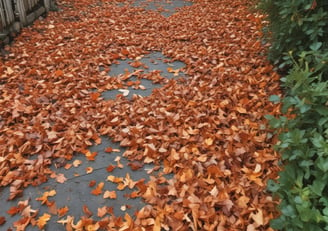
<box><xmin>251</xmin><ymin>209</ymin><xmax>264</xmax><ymax>226</ymax></box>
<box><xmin>118</xmin><ymin>89</ymin><xmax>129</xmax><ymax>97</ymax></box>
<box><xmin>73</xmin><ymin>159</ymin><xmax>82</xmax><ymax>167</ymax></box>
<box><xmin>86</xmin><ymin>151</ymin><xmax>97</xmax><ymax>161</ymax></box>
<box><xmin>86</xmin><ymin>167</ymin><xmax>93</xmax><ymax>174</ymax></box>
<box><xmin>103</xmin><ymin>190</ymin><xmax>117</xmax><ymax>199</ymax></box>
<box><xmin>0</xmin><ymin>216</ymin><xmax>6</xmax><ymax>225</ymax></box>
<box><xmin>106</xmin><ymin>165</ymin><xmax>116</xmax><ymax>172</ymax></box>
<box><xmin>7</xmin><ymin>206</ymin><xmax>21</xmax><ymax>216</ymax></box>
<box><xmin>54</xmin><ymin>69</ymin><xmax>64</xmax><ymax>77</ymax></box>
<box><xmin>127</xmin><ymin>161</ymin><xmax>143</xmax><ymax>171</ymax></box>
<box><xmin>36</xmin><ymin>190</ymin><xmax>56</xmax><ymax>205</ymax></box>
<box><xmin>37</xmin><ymin>213</ymin><xmax>51</xmax><ymax>229</ymax></box>
<box><xmin>107</xmin><ymin>175</ymin><xmax>123</xmax><ymax>183</ymax></box>
<box><xmin>105</xmin><ymin>147</ymin><xmax>113</xmax><ymax>153</ymax></box>
<box><xmin>57</xmin><ymin>206</ymin><xmax>69</xmax><ymax>217</ymax></box>
<box><xmin>90</xmin><ymin>92</ymin><xmax>101</xmax><ymax>101</ymax></box>
<box><xmin>89</xmin><ymin>180</ymin><xmax>97</xmax><ymax>187</ymax></box>
<box><xmin>91</xmin><ymin>182</ymin><xmax>104</xmax><ymax>195</ymax></box>
<box><xmin>83</xmin><ymin>205</ymin><xmax>93</xmax><ymax>217</ymax></box>
<box><xmin>55</xmin><ymin>173</ymin><xmax>67</xmax><ymax>183</ymax></box>
<box><xmin>97</xmin><ymin>206</ymin><xmax>107</xmax><ymax>218</ymax></box>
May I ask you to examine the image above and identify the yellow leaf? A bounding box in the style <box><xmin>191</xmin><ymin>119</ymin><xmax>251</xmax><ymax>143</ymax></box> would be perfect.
<box><xmin>251</xmin><ymin>209</ymin><xmax>264</xmax><ymax>226</ymax></box>
<box><xmin>37</xmin><ymin>213</ymin><xmax>51</xmax><ymax>229</ymax></box>
<box><xmin>204</xmin><ymin>138</ymin><xmax>213</xmax><ymax>146</ymax></box>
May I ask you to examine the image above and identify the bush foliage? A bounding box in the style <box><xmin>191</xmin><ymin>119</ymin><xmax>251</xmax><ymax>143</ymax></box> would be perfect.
<box><xmin>259</xmin><ymin>0</ymin><xmax>328</xmax><ymax>71</ymax></box>
<box><xmin>259</xmin><ymin>0</ymin><xmax>328</xmax><ymax>230</ymax></box>
<box><xmin>266</xmin><ymin>52</ymin><xmax>328</xmax><ymax>230</ymax></box>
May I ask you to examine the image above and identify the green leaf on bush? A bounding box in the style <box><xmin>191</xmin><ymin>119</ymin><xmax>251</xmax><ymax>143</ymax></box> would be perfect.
<box><xmin>269</xmin><ymin>94</ymin><xmax>281</xmax><ymax>103</ymax></box>
<box><xmin>281</xmin><ymin>205</ymin><xmax>297</xmax><ymax>218</ymax></box>
<box><xmin>310</xmin><ymin>179</ymin><xmax>326</xmax><ymax>196</ymax></box>
<box><xmin>316</xmin><ymin>157</ymin><xmax>328</xmax><ymax>172</ymax></box>
<box><xmin>310</xmin><ymin>42</ymin><xmax>323</xmax><ymax>51</ymax></box>
<box><xmin>267</xmin><ymin>179</ymin><xmax>280</xmax><ymax>193</ymax></box>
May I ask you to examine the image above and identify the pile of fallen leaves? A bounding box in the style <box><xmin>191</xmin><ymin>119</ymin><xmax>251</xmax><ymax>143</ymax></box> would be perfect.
<box><xmin>0</xmin><ymin>0</ymin><xmax>282</xmax><ymax>229</ymax></box>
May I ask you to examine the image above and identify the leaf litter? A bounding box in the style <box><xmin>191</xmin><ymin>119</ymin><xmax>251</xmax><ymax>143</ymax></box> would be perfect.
<box><xmin>0</xmin><ymin>0</ymin><xmax>281</xmax><ymax>229</ymax></box>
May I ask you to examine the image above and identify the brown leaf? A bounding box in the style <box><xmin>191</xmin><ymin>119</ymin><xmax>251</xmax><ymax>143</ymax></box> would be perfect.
<box><xmin>0</xmin><ymin>216</ymin><xmax>6</xmax><ymax>225</ymax></box>
<box><xmin>89</xmin><ymin>180</ymin><xmax>97</xmax><ymax>187</ymax></box>
<box><xmin>127</xmin><ymin>161</ymin><xmax>143</xmax><ymax>171</ymax></box>
<box><xmin>106</xmin><ymin>165</ymin><xmax>116</xmax><ymax>172</ymax></box>
<box><xmin>83</xmin><ymin>205</ymin><xmax>93</xmax><ymax>217</ymax></box>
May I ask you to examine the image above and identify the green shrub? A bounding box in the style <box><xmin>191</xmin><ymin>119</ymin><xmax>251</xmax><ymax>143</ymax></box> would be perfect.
<box><xmin>266</xmin><ymin>51</ymin><xmax>328</xmax><ymax>230</ymax></box>
<box><xmin>258</xmin><ymin>0</ymin><xmax>328</xmax><ymax>72</ymax></box>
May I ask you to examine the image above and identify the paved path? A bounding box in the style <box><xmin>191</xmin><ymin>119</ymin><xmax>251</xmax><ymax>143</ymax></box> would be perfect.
<box><xmin>0</xmin><ymin>0</ymin><xmax>281</xmax><ymax>230</ymax></box>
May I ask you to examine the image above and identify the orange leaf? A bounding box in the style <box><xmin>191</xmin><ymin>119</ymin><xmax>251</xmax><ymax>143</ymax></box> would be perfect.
<box><xmin>107</xmin><ymin>175</ymin><xmax>123</xmax><ymax>183</ymax></box>
<box><xmin>90</xmin><ymin>92</ymin><xmax>101</xmax><ymax>101</ymax></box>
<box><xmin>124</xmin><ymin>191</ymin><xmax>138</xmax><ymax>199</ymax></box>
<box><xmin>7</xmin><ymin>206</ymin><xmax>20</xmax><ymax>216</ymax></box>
<box><xmin>91</xmin><ymin>182</ymin><xmax>104</xmax><ymax>195</ymax></box>
<box><xmin>130</xmin><ymin>60</ymin><xmax>143</xmax><ymax>68</ymax></box>
<box><xmin>37</xmin><ymin>213</ymin><xmax>51</xmax><ymax>229</ymax></box>
<box><xmin>36</xmin><ymin>190</ymin><xmax>56</xmax><ymax>205</ymax></box>
<box><xmin>86</xmin><ymin>151</ymin><xmax>97</xmax><ymax>161</ymax></box>
<box><xmin>103</xmin><ymin>190</ymin><xmax>117</xmax><ymax>199</ymax></box>
<box><xmin>121</xmin><ymin>49</ymin><xmax>129</xmax><ymax>55</ymax></box>
<box><xmin>54</xmin><ymin>70</ymin><xmax>64</xmax><ymax>77</ymax></box>
<box><xmin>57</xmin><ymin>206</ymin><xmax>69</xmax><ymax>217</ymax></box>
<box><xmin>105</xmin><ymin>147</ymin><xmax>113</xmax><ymax>153</ymax></box>
<box><xmin>83</xmin><ymin>205</ymin><xmax>93</xmax><ymax>217</ymax></box>
<box><xmin>106</xmin><ymin>165</ymin><xmax>116</xmax><ymax>172</ymax></box>
<box><xmin>117</xmin><ymin>183</ymin><xmax>126</xmax><ymax>191</ymax></box>
<box><xmin>86</xmin><ymin>167</ymin><xmax>93</xmax><ymax>174</ymax></box>
<box><xmin>89</xmin><ymin>180</ymin><xmax>97</xmax><ymax>187</ymax></box>
<box><xmin>97</xmin><ymin>206</ymin><xmax>107</xmax><ymax>218</ymax></box>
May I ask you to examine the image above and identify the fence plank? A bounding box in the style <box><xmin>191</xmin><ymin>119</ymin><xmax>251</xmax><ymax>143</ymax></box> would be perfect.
<box><xmin>1</xmin><ymin>0</ymin><xmax>55</xmax><ymax>42</ymax></box>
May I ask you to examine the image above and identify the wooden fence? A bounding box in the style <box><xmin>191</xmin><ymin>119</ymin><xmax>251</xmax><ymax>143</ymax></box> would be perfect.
<box><xmin>0</xmin><ymin>0</ymin><xmax>55</xmax><ymax>43</ymax></box>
